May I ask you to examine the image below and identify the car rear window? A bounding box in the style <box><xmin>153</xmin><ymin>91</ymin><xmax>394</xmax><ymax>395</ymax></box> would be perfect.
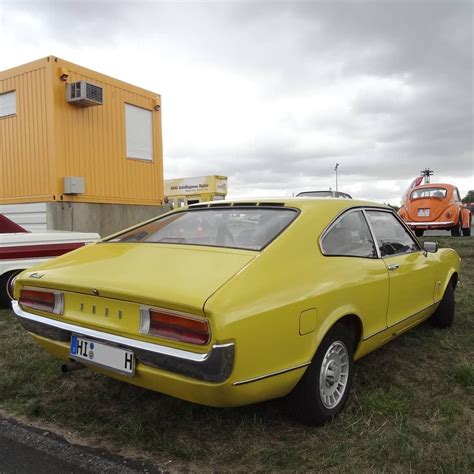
<box><xmin>411</xmin><ymin>188</ymin><xmax>447</xmax><ymax>199</ymax></box>
<box><xmin>107</xmin><ymin>208</ymin><xmax>298</xmax><ymax>251</ymax></box>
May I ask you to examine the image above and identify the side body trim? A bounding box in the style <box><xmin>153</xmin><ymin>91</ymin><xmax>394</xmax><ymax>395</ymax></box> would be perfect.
<box><xmin>233</xmin><ymin>362</ymin><xmax>310</xmax><ymax>386</ymax></box>
<box><xmin>362</xmin><ymin>302</ymin><xmax>437</xmax><ymax>341</ymax></box>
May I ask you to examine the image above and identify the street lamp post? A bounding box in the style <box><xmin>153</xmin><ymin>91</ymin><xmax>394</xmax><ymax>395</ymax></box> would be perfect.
<box><xmin>334</xmin><ymin>163</ymin><xmax>339</xmax><ymax>192</ymax></box>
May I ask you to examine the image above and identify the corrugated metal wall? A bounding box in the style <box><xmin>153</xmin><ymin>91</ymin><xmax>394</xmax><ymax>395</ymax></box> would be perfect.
<box><xmin>0</xmin><ymin>203</ymin><xmax>47</xmax><ymax>231</ymax></box>
<box><xmin>52</xmin><ymin>59</ymin><xmax>163</xmax><ymax>205</ymax></box>
<box><xmin>0</xmin><ymin>62</ymin><xmax>54</xmax><ymax>203</ymax></box>
<box><xmin>0</xmin><ymin>57</ymin><xmax>164</xmax><ymax>206</ymax></box>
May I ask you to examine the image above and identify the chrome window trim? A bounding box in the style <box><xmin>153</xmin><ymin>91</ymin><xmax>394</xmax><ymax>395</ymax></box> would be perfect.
<box><xmin>361</xmin><ymin>209</ymin><xmax>381</xmax><ymax>259</ymax></box>
<box><xmin>104</xmin><ymin>206</ymin><xmax>301</xmax><ymax>253</ymax></box>
<box><xmin>319</xmin><ymin>206</ymin><xmax>379</xmax><ymax>259</ymax></box>
<box><xmin>363</xmin><ymin>208</ymin><xmax>422</xmax><ymax>258</ymax></box>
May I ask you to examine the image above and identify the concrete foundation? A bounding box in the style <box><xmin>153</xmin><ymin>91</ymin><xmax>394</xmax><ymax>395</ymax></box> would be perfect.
<box><xmin>47</xmin><ymin>202</ymin><xmax>171</xmax><ymax>237</ymax></box>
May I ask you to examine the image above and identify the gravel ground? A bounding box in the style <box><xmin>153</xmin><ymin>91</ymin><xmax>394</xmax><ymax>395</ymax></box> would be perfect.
<box><xmin>0</xmin><ymin>417</ymin><xmax>158</xmax><ymax>474</ymax></box>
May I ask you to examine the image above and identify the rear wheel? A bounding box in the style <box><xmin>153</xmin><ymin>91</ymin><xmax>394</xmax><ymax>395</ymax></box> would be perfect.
<box><xmin>429</xmin><ymin>282</ymin><xmax>455</xmax><ymax>328</ymax></box>
<box><xmin>415</xmin><ymin>229</ymin><xmax>424</xmax><ymax>237</ymax></box>
<box><xmin>289</xmin><ymin>324</ymin><xmax>354</xmax><ymax>425</ymax></box>
<box><xmin>451</xmin><ymin>221</ymin><xmax>461</xmax><ymax>237</ymax></box>
<box><xmin>0</xmin><ymin>271</ymin><xmax>21</xmax><ymax>308</ymax></box>
<box><xmin>462</xmin><ymin>216</ymin><xmax>471</xmax><ymax>236</ymax></box>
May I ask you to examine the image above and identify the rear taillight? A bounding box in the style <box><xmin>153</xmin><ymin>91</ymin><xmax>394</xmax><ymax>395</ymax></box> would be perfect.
<box><xmin>19</xmin><ymin>288</ymin><xmax>64</xmax><ymax>315</ymax></box>
<box><xmin>140</xmin><ymin>307</ymin><xmax>210</xmax><ymax>345</ymax></box>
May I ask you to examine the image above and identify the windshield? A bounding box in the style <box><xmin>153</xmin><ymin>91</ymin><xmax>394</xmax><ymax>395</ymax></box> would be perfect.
<box><xmin>107</xmin><ymin>208</ymin><xmax>298</xmax><ymax>251</ymax></box>
<box><xmin>298</xmin><ymin>191</ymin><xmax>333</xmax><ymax>197</ymax></box>
<box><xmin>297</xmin><ymin>191</ymin><xmax>351</xmax><ymax>199</ymax></box>
<box><xmin>411</xmin><ymin>188</ymin><xmax>447</xmax><ymax>199</ymax></box>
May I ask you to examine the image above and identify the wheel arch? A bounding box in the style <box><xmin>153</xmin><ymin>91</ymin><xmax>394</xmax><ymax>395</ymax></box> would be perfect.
<box><xmin>449</xmin><ymin>271</ymin><xmax>458</xmax><ymax>290</ymax></box>
<box><xmin>461</xmin><ymin>207</ymin><xmax>471</xmax><ymax>228</ymax></box>
<box><xmin>312</xmin><ymin>312</ymin><xmax>364</xmax><ymax>361</ymax></box>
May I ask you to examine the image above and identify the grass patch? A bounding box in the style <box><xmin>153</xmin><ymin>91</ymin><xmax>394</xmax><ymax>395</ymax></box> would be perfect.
<box><xmin>1</xmin><ymin>236</ymin><xmax>473</xmax><ymax>471</ymax></box>
<box><xmin>453</xmin><ymin>362</ymin><xmax>474</xmax><ymax>389</ymax></box>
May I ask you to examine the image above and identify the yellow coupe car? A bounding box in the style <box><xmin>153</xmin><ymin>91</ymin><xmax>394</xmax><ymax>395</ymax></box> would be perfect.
<box><xmin>12</xmin><ymin>198</ymin><xmax>460</xmax><ymax>425</ymax></box>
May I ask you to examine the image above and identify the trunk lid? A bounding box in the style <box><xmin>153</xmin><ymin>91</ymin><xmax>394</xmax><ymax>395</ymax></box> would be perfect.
<box><xmin>18</xmin><ymin>242</ymin><xmax>256</xmax><ymax>314</ymax></box>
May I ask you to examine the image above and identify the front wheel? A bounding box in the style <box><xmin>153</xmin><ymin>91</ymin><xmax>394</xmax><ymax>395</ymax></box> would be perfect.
<box><xmin>429</xmin><ymin>282</ymin><xmax>455</xmax><ymax>328</ymax></box>
<box><xmin>289</xmin><ymin>324</ymin><xmax>354</xmax><ymax>425</ymax></box>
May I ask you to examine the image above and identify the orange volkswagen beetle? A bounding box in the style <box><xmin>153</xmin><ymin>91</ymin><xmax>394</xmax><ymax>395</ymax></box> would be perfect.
<box><xmin>398</xmin><ymin>183</ymin><xmax>471</xmax><ymax>237</ymax></box>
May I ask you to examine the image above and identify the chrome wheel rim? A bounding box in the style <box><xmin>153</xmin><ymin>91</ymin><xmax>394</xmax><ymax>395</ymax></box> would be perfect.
<box><xmin>319</xmin><ymin>341</ymin><xmax>350</xmax><ymax>409</ymax></box>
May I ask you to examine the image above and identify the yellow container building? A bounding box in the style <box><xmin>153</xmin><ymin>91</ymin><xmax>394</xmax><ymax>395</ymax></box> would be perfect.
<box><xmin>0</xmin><ymin>56</ymin><xmax>163</xmax><ymax>206</ymax></box>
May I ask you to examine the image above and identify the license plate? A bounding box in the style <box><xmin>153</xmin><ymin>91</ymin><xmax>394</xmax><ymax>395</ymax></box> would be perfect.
<box><xmin>418</xmin><ymin>208</ymin><xmax>430</xmax><ymax>217</ymax></box>
<box><xmin>70</xmin><ymin>335</ymin><xmax>135</xmax><ymax>375</ymax></box>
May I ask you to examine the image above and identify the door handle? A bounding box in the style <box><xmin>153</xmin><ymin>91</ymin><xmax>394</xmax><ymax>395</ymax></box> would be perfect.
<box><xmin>387</xmin><ymin>264</ymin><xmax>400</xmax><ymax>271</ymax></box>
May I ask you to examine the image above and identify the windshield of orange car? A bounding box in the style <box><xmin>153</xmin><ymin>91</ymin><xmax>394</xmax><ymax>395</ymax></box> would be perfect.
<box><xmin>107</xmin><ymin>208</ymin><xmax>298</xmax><ymax>251</ymax></box>
<box><xmin>410</xmin><ymin>188</ymin><xmax>447</xmax><ymax>199</ymax></box>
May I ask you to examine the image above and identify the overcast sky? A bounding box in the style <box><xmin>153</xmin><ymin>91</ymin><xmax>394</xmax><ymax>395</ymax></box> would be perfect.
<box><xmin>1</xmin><ymin>0</ymin><xmax>472</xmax><ymax>204</ymax></box>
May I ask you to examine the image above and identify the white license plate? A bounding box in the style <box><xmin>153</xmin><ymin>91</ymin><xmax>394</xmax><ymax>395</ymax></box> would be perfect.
<box><xmin>70</xmin><ymin>335</ymin><xmax>135</xmax><ymax>375</ymax></box>
<box><xmin>418</xmin><ymin>208</ymin><xmax>430</xmax><ymax>217</ymax></box>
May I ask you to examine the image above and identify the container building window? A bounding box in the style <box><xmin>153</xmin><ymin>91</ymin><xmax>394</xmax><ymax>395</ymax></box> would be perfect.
<box><xmin>125</xmin><ymin>103</ymin><xmax>153</xmax><ymax>161</ymax></box>
<box><xmin>0</xmin><ymin>91</ymin><xmax>16</xmax><ymax>118</ymax></box>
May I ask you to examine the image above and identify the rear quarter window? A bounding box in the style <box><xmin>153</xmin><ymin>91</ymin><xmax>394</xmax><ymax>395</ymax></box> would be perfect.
<box><xmin>321</xmin><ymin>210</ymin><xmax>377</xmax><ymax>258</ymax></box>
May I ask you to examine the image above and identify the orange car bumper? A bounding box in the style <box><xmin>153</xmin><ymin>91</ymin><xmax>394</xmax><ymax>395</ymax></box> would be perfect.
<box><xmin>405</xmin><ymin>221</ymin><xmax>455</xmax><ymax>229</ymax></box>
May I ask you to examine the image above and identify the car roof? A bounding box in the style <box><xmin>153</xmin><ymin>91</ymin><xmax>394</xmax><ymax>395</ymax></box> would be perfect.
<box><xmin>188</xmin><ymin>197</ymin><xmax>389</xmax><ymax>212</ymax></box>
<box><xmin>411</xmin><ymin>183</ymin><xmax>454</xmax><ymax>190</ymax></box>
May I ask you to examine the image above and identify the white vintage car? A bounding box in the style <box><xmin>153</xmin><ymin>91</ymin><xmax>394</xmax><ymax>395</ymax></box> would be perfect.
<box><xmin>0</xmin><ymin>214</ymin><xmax>99</xmax><ymax>307</ymax></box>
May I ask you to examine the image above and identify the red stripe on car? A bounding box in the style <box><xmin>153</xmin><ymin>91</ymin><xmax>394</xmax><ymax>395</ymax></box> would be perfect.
<box><xmin>0</xmin><ymin>242</ymin><xmax>85</xmax><ymax>260</ymax></box>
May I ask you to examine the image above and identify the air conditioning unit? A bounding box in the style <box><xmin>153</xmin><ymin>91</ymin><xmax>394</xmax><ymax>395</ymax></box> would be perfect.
<box><xmin>66</xmin><ymin>81</ymin><xmax>104</xmax><ymax>107</ymax></box>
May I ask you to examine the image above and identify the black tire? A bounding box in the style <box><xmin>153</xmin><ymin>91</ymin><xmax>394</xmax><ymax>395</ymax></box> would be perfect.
<box><xmin>462</xmin><ymin>217</ymin><xmax>471</xmax><ymax>236</ymax></box>
<box><xmin>0</xmin><ymin>271</ymin><xmax>20</xmax><ymax>308</ymax></box>
<box><xmin>415</xmin><ymin>229</ymin><xmax>424</xmax><ymax>237</ymax></box>
<box><xmin>451</xmin><ymin>220</ymin><xmax>461</xmax><ymax>236</ymax></box>
<box><xmin>289</xmin><ymin>324</ymin><xmax>354</xmax><ymax>426</ymax></box>
<box><xmin>429</xmin><ymin>282</ymin><xmax>455</xmax><ymax>328</ymax></box>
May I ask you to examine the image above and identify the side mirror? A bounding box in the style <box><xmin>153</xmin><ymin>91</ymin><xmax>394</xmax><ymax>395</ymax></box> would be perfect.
<box><xmin>423</xmin><ymin>241</ymin><xmax>438</xmax><ymax>253</ymax></box>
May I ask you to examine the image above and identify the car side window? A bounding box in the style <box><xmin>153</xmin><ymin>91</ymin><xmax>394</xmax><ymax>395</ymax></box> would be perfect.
<box><xmin>321</xmin><ymin>210</ymin><xmax>377</xmax><ymax>258</ymax></box>
<box><xmin>366</xmin><ymin>211</ymin><xmax>419</xmax><ymax>257</ymax></box>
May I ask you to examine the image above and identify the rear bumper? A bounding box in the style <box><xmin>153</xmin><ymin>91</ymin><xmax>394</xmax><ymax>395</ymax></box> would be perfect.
<box><xmin>405</xmin><ymin>221</ymin><xmax>454</xmax><ymax>228</ymax></box>
<box><xmin>12</xmin><ymin>300</ymin><xmax>234</xmax><ymax>383</ymax></box>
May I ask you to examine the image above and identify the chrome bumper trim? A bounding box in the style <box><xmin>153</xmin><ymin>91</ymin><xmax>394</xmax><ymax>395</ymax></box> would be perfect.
<box><xmin>233</xmin><ymin>362</ymin><xmax>310</xmax><ymax>386</ymax></box>
<box><xmin>406</xmin><ymin>221</ymin><xmax>454</xmax><ymax>227</ymax></box>
<box><xmin>12</xmin><ymin>300</ymin><xmax>234</xmax><ymax>383</ymax></box>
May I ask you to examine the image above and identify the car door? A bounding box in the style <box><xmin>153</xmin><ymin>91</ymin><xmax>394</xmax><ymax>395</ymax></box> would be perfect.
<box><xmin>365</xmin><ymin>210</ymin><xmax>437</xmax><ymax>328</ymax></box>
<box><xmin>320</xmin><ymin>209</ymin><xmax>390</xmax><ymax>338</ymax></box>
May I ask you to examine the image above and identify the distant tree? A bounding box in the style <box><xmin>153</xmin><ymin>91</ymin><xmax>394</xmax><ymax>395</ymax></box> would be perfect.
<box><xmin>462</xmin><ymin>190</ymin><xmax>474</xmax><ymax>203</ymax></box>
<box><xmin>462</xmin><ymin>189</ymin><xmax>474</xmax><ymax>203</ymax></box>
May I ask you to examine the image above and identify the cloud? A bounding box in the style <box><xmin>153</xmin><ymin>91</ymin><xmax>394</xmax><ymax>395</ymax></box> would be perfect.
<box><xmin>1</xmin><ymin>0</ymin><xmax>472</xmax><ymax>204</ymax></box>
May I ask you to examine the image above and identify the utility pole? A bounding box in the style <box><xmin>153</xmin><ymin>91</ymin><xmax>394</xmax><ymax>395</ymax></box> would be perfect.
<box><xmin>334</xmin><ymin>163</ymin><xmax>340</xmax><ymax>192</ymax></box>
